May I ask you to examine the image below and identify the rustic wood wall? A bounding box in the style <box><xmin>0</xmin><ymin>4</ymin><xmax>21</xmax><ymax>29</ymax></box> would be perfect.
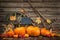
<box><xmin>0</xmin><ymin>0</ymin><xmax>60</xmax><ymax>33</ymax></box>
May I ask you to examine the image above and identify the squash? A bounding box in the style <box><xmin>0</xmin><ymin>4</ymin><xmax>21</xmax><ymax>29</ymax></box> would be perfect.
<box><xmin>26</xmin><ymin>26</ymin><xmax>34</xmax><ymax>36</ymax></box>
<box><xmin>14</xmin><ymin>27</ymin><xmax>26</xmax><ymax>36</ymax></box>
<box><xmin>35</xmin><ymin>17</ymin><xmax>41</xmax><ymax>24</ymax></box>
<box><xmin>10</xmin><ymin>16</ymin><xmax>16</xmax><ymax>21</ymax></box>
<box><xmin>41</xmin><ymin>28</ymin><xmax>51</xmax><ymax>37</ymax></box>
<box><xmin>24</xmin><ymin>34</ymin><xmax>29</xmax><ymax>38</ymax></box>
<box><xmin>33</xmin><ymin>27</ymin><xmax>40</xmax><ymax>36</ymax></box>
<box><xmin>27</xmin><ymin>26</ymin><xmax>40</xmax><ymax>36</ymax></box>
<box><xmin>45</xmin><ymin>30</ymin><xmax>51</xmax><ymax>37</ymax></box>
<box><xmin>46</xmin><ymin>19</ymin><xmax>52</xmax><ymax>24</ymax></box>
<box><xmin>6</xmin><ymin>30</ymin><xmax>14</xmax><ymax>37</ymax></box>
<box><xmin>51</xmin><ymin>33</ymin><xmax>56</xmax><ymax>37</ymax></box>
<box><xmin>13</xmin><ymin>35</ymin><xmax>18</xmax><ymax>38</ymax></box>
<box><xmin>41</xmin><ymin>28</ymin><xmax>47</xmax><ymax>36</ymax></box>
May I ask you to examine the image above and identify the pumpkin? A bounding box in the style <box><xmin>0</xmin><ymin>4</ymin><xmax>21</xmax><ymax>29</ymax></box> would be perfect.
<box><xmin>41</xmin><ymin>28</ymin><xmax>47</xmax><ymax>35</ymax></box>
<box><xmin>51</xmin><ymin>33</ymin><xmax>55</xmax><ymax>37</ymax></box>
<box><xmin>10</xmin><ymin>16</ymin><xmax>16</xmax><ymax>21</ymax></box>
<box><xmin>26</xmin><ymin>26</ymin><xmax>34</xmax><ymax>36</ymax></box>
<box><xmin>45</xmin><ymin>30</ymin><xmax>51</xmax><ymax>37</ymax></box>
<box><xmin>41</xmin><ymin>28</ymin><xmax>51</xmax><ymax>37</ymax></box>
<box><xmin>27</xmin><ymin>26</ymin><xmax>40</xmax><ymax>36</ymax></box>
<box><xmin>14</xmin><ymin>27</ymin><xmax>26</xmax><ymax>36</ymax></box>
<box><xmin>24</xmin><ymin>34</ymin><xmax>29</xmax><ymax>38</ymax></box>
<box><xmin>13</xmin><ymin>35</ymin><xmax>18</xmax><ymax>38</ymax></box>
<box><xmin>6</xmin><ymin>30</ymin><xmax>14</xmax><ymax>37</ymax></box>
<box><xmin>32</xmin><ymin>27</ymin><xmax>40</xmax><ymax>36</ymax></box>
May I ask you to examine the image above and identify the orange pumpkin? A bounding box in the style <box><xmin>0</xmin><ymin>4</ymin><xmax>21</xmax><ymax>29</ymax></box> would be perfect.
<box><xmin>24</xmin><ymin>34</ymin><xmax>29</xmax><ymax>38</ymax></box>
<box><xmin>41</xmin><ymin>28</ymin><xmax>47</xmax><ymax>36</ymax></box>
<box><xmin>51</xmin><ymin>33</ymin><xmax>56</xmax><ymax>37</ymax></box>
<box><xmin>27</xmin><ymin>26</ymin><xmax>40</xmax><ymax>36</ymax></box>
<box><xmin>33</xmin><ymin>27</ymin><xmax>40</xmax><ymax>36</ymax></box>
<box><xmin>26</xmin><ymin>26</ymin><xmax>34</xmax><ymax>36</ymax></box>
<box><xmin>41</xmin><ymin>28</ymin><xmax>51</xmax><ymax>37</ymax></box>
<box><xmin>45</xmin><ymin>30</ymin><xmax>51</xmax><ymax>35</ymax></box>
<box><xmin>14</xmin><ymin>27</ymin><xmax>26</xmax><ymax>36</ymax></box>
<box><xmin>6</xmin><ymin>30</ymin><xmax>14</xmax><ymax>37</ymax></box>
<box><xmin>13</xmin><ymin>35</ymin><xmax>18</xmax><ymax>38</ymax></box>
<box><xmin>45</xmin><ymin>30</ymin><xmax>51</xmax><ymax>37</ymax></box>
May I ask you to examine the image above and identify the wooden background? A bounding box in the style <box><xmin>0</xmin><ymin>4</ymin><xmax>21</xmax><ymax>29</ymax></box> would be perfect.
<box><xmin>0</xmin><ymin>0</ymin><xmax>60</xmax><ymax>34</ymax></box>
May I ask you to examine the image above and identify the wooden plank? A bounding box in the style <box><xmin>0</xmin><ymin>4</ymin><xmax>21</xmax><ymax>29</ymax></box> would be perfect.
<box><xmin>43</xmin><ymin>16</ymin><xmax>60</xmax><ymax>19</ymax></box>
<box><xmin>0</xmin><ymin>2</ymin><xmax>60</xmax><ymax>8</ymax></box>
<box><xmin>31</xmin><ymin>0</ymin><xmax>60</xmax><ymax>2</ymax></box>
<box><xmin>41</xmin><ymin>11</ymin><xmax>60</xmax><ymax>15</ymax></box>
<box><xmin>0</xmin><ymin>11</ymin><xmax>60</xmax><ymax>19</ymax></box>
<box><xmin>0</xmin><ymin>12</ymin><xmax>15</xmax><ymax>15</ymax></box>
<box><xmin>0</xmin><ymin>11</ymin><xmax>60</xmax><ymax>16</ymax></box>
<box><xmin>0</xmin><ymin>1</ymin><xmax>60</xmax><ymax>3</ymax></box>
<box><xmin>0</xmin><ymin>0</ymin><xmax>23</xmax><ymax>2</ymax></box>
<box><xmin>0</xmin><ymin>0</ymin><xmax>60</xmax><ymax>2</ymax></box>
<box><xmin>0</xmin><ymin>8</ymin><xmax>60</xmax><ymax>12</ymax></box>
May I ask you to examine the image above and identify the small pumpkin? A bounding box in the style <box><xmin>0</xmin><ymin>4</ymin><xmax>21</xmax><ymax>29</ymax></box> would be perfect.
<box><xmin>10</xmin><ymin>16</ymin><xmax>16</xmax><ymax>21</ymax></box>
<box><xmin>24</xmin><ymin>34</ymin><xmax>29</xmax><ymax>38</ymax></box>
<box><xmin>45</xmin><ymin>30</ymin><xmax>51</xmax><ymax>37</ymax></box>
<box><xmin>35</xmin><ymin>17</ymin><xmax>41</xmax><ymax>24</ymax></box>
<box><xmin>13</xmin><ymin>35</ymin><xmax>18</xmax><ymax>38</ymax></box>
<box><xmin>14</xmin><ymin>27</ymin><xmax>26</xmax><ymax>36</ymax></box>
<box><xmin>41</xmin><ymin>28</ymin><xmax>47</xmax><ymax>36</ymax></box>
<box><xmin>46</xmin><ymin>19</ymin><xmax>52</xmax><ymax>24</ymax></box>
<box><xmin>6</xmin><ymin>30</ymin><xmax>14</xmax><ymax>37</ymax></box>
<box><xmin>41</xmin><ymin>28</ymin><xmax>51</xmax><ymax>37</ymax></box>
<box><xmin>51</xmin><ymin>33</ymin><xmax>56</xmax><ymax>37</ymax></box>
